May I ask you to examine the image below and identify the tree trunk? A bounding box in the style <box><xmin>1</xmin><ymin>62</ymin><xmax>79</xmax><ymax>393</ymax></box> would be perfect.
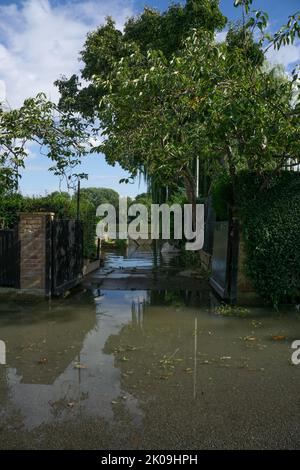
<box><xmin>183</xmin><ymin>168</ymin><xmax>197</xmax><ymax>231</ymax></box>
<box><xmin>226</xmin><ymin>144</ymin><xmax>237</xmax><ymax>215</ymax></box>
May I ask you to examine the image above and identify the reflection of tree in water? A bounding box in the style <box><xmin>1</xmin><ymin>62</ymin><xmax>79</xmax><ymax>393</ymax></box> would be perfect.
<box><xmin>0</xmin><ymin>291</ymin><xmax>96</xmax><ymax>385</ymax></box>
<box><xmin>0</xmin><ymin>291</ymin><xmax>99</xmax><ymax>440</ymax></box>
<box><xmin>148</xmin><ymin>289</ymin><xmax>203</xmax><ymax>307</ymax></box>
<box><xmin>0</xmin><ymin>367</ymin><xmax>11</xmax><ymax>422</ymax></box>
<box><xmin>103</xmin><ymin>298</ymin><xmax>201</xmax><ymax>427</ymax></box>
<box><xmin>102</xmin><ymin>296</ymin><xmax>223</xmax><ymax>448</ymax></box>
<box><xmin>49</xmin><ymin>391</ymin><xmax>89</xmax><ymax>419</ymax></box>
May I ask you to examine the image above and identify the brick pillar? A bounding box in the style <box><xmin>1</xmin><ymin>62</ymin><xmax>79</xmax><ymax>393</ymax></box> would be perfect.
<box><xmin>18</xmin><ymin>213</ymin><xmax>54</xmax><ymax>296</ymax></box>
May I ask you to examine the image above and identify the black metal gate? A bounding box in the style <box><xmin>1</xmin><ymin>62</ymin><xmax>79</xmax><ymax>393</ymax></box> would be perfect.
<box><xmin>0</xmin><ymin>229</ymin><xmax>20</xmax><ymax>288</ymax></box>
<box><xmin>51</xmin><ymin>220</ymin><xmax>83</xmax><ymax>295</ymax></box>
<box><xmin>209</xmin><ymin>217</ymin><xmax>239</xmax><ymax>303</ymax></box>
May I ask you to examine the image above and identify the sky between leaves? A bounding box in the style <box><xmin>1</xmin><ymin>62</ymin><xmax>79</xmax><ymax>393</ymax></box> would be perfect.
<box><xmin>0</xmin><ymin>0</ymin><xmax>299</xmax><ymax>197</ymax></box>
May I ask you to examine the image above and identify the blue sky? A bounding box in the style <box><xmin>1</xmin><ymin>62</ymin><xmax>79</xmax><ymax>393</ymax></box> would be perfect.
<box><xmin>0</xmin><ymin>0</ymin><xmax>299</xmax><ymax>198</ymax></box>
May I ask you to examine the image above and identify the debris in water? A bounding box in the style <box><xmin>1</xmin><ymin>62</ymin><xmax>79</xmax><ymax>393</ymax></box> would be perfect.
<box><xmin>38</xmin><ymin>357</ymin><xmax>48</xmax><ymax>365</ymax></box>
<box><xmin>244</xmin><ymin>336</ymin><xmax>256</xmax><ymax>341</ymax></box>
<box><xmin>74</xmin><ymin>362</ymin><xmax>87</xmax><ymax>369</ymax></box>
<box><xmin>215</xmin><ymin>305</ymin><xmax>250</xmax><ymax>317</ymax></box>
<box><xmin>120</xmin><ymin>356</ymin><xmax>129</xmax><ymax>362</ymax></box>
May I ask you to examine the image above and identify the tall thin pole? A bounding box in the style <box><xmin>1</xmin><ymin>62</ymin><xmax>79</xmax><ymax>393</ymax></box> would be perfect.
<box><xmin>76</xmin><ymin>179</ymin><xmax>80</xmax><ymax>221</ymax></box>
<box><xmin>193</xmin><ymin>317</ymin><xmax>198</xmax><ymax>400</ymax></box>
<box><xmin>196</xmin><ymin>157</ymin><xmax>199</xmax><ymax>198</ymax></box>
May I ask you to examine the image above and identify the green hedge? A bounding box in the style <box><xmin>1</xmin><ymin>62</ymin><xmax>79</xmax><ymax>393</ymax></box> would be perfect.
<box><xmin>0</xmin><ymin>192</ymin><xmax>97</xmax><ymax>259</ymax></box>
<box><xmin>236</xmin><ymin>171</ymin><xmax>300</xmax><ymax>305</ymax></box>
<box><xmin>211</xmin><ymin>172</ymin><xmax>231</xmax><ymax>221</ymax></box>
<box><xmin>70</xmin><ymin>197</ymin><xmax>97</xmax><ymax>259</ymax></box>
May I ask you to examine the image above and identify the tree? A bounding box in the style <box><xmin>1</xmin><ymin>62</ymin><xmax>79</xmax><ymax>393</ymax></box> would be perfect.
<box><xmin>79</xmin><ymin>187</ymin><xmax>119</xmax><ymax>208</ymax></box>
<box><xmin>132</xmin><ymin>192</ymin><xmax>152</xmax><ymax>213</ymax></box>
<box><xmin>0</xmin><ymin>93</ymin><xmax>88</xmax><ymax>194</ymax></box>
<box><xmin>94</xmin><ymin>26</ymin><xmax>300</xmax><ymax>213</ymax></box>
<box><xmin>54</xmin><ymin>1</ymin><xmax>226</xmax><ymax>213</ymax></box>
<box><xmin>55</xmin><ymin>0</ymin><xmax>300</xmax><ymax>217</ymax></box>
<box><xmin>207</xmin><ymin>2</ymin><xmax>300</xmax><ymax>208</ymax></box>
<box><xmin>94</xmin><ymin>31</ymin><xmax>219</xmax><ymax>217</ymax></box>
<box><xmin>55</xmin><ymin>1</ymin><xmax>226</xmax><ymax>118</ymax></box>
<box><xmin>204</xmin><ymin>30</ymin><xmax>300</xmax><ymax>209</ymax></box>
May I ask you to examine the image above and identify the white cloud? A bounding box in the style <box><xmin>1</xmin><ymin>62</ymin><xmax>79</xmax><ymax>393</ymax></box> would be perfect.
<box><xmin>0</xmin><ymin>0</ymin><xmax>134</xmax><ymax>107</ymax></box>
<box><xmin>0</xmin><ymin>79</ymin><xmax>6</xmax><ymax>101</ymax></box>
<box><xmin>215</xmin><ymin>31</ymin><xmax>227</xmax><ymax>43</ymax></box>
<box><xmin>266</xmin><ymin>42</ymin><xmax>300</xmax><ymax>69</ymax></box>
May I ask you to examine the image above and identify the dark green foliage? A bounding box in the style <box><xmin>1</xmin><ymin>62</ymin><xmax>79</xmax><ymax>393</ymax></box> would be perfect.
<box><xmin>0</xmin><ymin>191</ymin><xmax>97</xmax><ymax>259</ymax></box>
<box><xmin>133</xmin><ymin>192</ymin><xmax>152</xmax><ymax>212</ymax></box>
<box><xmin>226</xmin><ymin>27</ymin><xmax>265</xmax><ymax>66</ymax></box>
<box><xmin>0</xmin><ymin>192</ymin><xmax>71</xmax><ymax>228</ymax></box>
<box><xmin>236</xmin><ymin>171</ymin><xmax>300</xmax><ymax>305</ymax></box>
<box><xmin>70</xmin><ymin>196</ymin><xmax>97</xmax><ymax>259</ymax></box>
<box><xmin>55</xmin><ymin>1</ymin><xmax>226</xmax><ymax>118</ymax></box>
<box><xmin>124</xmin><ymin>1</ymin><xmax>226</xmax><ymax>58</ymax></box>
<box><xmin>79</xmin><ymin>187</ymin><xmax>119</xmax><ymax>209</ymax></box>
<box><xmin>0</xmin><ymin>193</ymin><xmax>24</xmax><ymax>228</ymax></box>
<box><xmin>211</xmin><ymin>173</ymin><xmax>231</xmax><ymax>221</ymax></box>
<box><xmin>1</xmin><ymin>94</ymin><xmax>88</xmax><ymax>193</ymax></box>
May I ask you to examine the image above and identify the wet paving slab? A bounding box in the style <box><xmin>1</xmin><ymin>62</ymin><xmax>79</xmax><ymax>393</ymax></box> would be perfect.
<box><xmin>84</xmin><ymin>247</ymin><xmax>208</xmax><ymax>290</ymax></box>
<box><xmin>84</xmin><ymin>267</ymin><xmax>208</xmax><ymax>290</ymax></box>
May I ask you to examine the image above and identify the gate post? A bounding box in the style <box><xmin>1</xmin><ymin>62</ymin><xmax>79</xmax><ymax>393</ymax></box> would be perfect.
<box><xmin>18</xmin><ymin>212</ymin><xmax>54</xmax><ymax>297</ymax></box>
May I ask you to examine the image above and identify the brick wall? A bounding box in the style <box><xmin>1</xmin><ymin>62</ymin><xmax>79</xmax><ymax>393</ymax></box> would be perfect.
<box><xmin>18</xmin><ymin>213</ymin><xmax>54</xmax><ymax>295</ymax></box>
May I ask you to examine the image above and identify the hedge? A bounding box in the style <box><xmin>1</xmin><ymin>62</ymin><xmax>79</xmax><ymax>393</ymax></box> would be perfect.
<box><xmin>0</xmin><ymin>192</ymin><xmax>97</xmax><ymax>259</ymax></box>
<box><xmin>236</xmin><ymin>171</ymin><xmax>300</xmax><ymax>305</ymax></box>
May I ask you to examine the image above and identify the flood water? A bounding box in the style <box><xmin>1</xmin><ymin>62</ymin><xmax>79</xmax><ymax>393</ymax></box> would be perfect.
<box><xmin>0</xmin><ymin>250</ymin><xmax>300</xmax><ymax>449</ymax></box>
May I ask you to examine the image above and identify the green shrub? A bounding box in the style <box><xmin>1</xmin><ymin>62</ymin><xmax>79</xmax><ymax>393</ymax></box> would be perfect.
<box><xmin>0</xmin><ymin>193</ymin><xmax>25</xmax><ymax>227</ymax></box>
<box><xmin>236</xmin><ymin>171</ymin><xmax>300</xmax><ymax>306</ymax></box>
<box><xmin>211</xmin><ymin>173</ymin><xmax>231</xmax><ymax>221</ymax></box>
<box><xmin>70</xmin><ymin>197</ymin><xmax>97</xmax><ymax>259</ymax></box>
<box><xmin>0</xmin><ymin>191</ymin><xmax>97</xmax><ymax>259</ymax></box>
<box><xmin>0</xmin><ymin>192</ymin><xmax>72</xmax><ymax>228</ymax></box>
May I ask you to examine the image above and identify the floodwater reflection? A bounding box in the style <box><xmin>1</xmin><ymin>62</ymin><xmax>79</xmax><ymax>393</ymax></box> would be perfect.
<box><xmin>0</xmin><ymin>291</ymin><xmax>144</xmax><ymax>432</ymax></box>
<box><xmin>0</xmin><ymin>289</ymin><xmax>300</xmax><ymax>449</ymax></box>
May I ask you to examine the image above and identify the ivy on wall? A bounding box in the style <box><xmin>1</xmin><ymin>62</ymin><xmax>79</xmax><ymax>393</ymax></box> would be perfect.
<box><xmin>212</xmin><ymin>170</ymin><xmax>300</xmax><ymax>305</ymax></box>
<box><xmin>237</xmin><ymin>171</ymin><xmax>300</xmax><ymax>305</ymax></box>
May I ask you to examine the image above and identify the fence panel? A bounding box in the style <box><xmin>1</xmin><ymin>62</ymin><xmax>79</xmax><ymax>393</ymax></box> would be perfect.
<box><xmin>51</xmin><ymin>220</ymin><xmax>83</xmax><ymax>295</ymax></box>
<box><xmin>209</xmin><ymin>218</ymin><xmax>239</xmax><ymax>303</ymax></box>
<box><xmin>0</xmin><ymin>229</ymin><xmax>20</xmax><ymax>288</ymax></box>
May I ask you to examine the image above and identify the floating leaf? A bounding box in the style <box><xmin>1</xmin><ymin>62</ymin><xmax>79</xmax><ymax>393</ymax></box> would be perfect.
<box><xmin>244</xmin><ymin>336</ymin><xmax>256</xmax><ymax>341</ymax></box>
<box><xmin>38</xmin><ymin>357</ymin><xmax>48</xmax><ymax>365</ymax></box>
<box><xmin>74</xmin><ymin>362</ymin><xmax>87</xmax><ymax>369</ymax></box>
<box><xmin>120</xmin><ymin>356</ymin><xmax>129</xmax><ymax>362</ymax></box>
<box><xmin>272</xmin><ymin>335</ymin><xmax>286</xmax><ymax>341</ymax></box>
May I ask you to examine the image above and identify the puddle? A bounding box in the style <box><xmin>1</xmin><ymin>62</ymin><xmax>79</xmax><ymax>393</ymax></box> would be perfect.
<box><xmin>0</xmin><ymin>287</ymin><xmax>300</xmax><ymax>449</ymax></box>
